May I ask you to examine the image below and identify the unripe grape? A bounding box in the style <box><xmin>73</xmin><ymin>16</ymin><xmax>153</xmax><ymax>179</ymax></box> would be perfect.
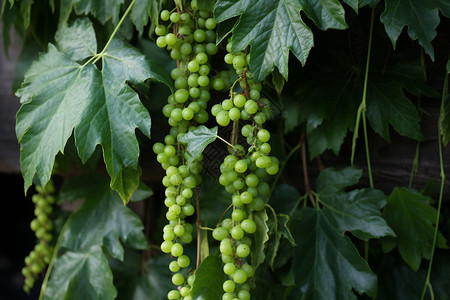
<box><xmin>160</xmin><ymin>10</ymin><xmax>170</xmax><ymax>21</ymax></box>
<box><xmin>233</xmin><ymin>269</ymin><xmax>248</xmax><ymax>284</ymax></box>
<box><xmin>213</xmin><ymin>226</ymin><xmax>229</xmax><ymax>241</ymax></box>
<box><xmin>223</xmin><ymin>279</ymin><xmax>236</xmax><ymax>293</ymax></box>
<box><xmin>236</xmin><ymin>244</ymin><xmax>250</xmax><ymax>257</ymax></box>
<box><xmin>241</xmin><ymin>219</ymin><xmax>257</xmax><ymax>234</ymax></box>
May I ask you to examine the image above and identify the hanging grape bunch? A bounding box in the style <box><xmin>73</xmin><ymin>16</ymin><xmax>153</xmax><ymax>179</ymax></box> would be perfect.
<box><xmin>153</xmin><ymin>1</ymin><xmax>221</xmax><ymax>299</ymax></box>
<box><xmin>21</xmin><ymin>181</ymin><xmax>56</xmax><ymax>293</ymax></box>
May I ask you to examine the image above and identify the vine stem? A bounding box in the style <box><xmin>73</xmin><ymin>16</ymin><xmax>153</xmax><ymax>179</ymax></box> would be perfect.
<box><xmin>91</xmin><ymin>0</ymin><xmax>137</xmax><ymax>64</ymax></box>
<box><xmin>195</xmin><ymin>187</ymin><xmax>201</xmax><ymax>268</ymax></box>
<box><xmin>351</xmin><ymin>7</ymin><xmax>375</xmax><ymax>190</ymax></box>
<box><xmin>420</xmin><ymin>57</ymin><xmax>448</xmax><ymax>300</ymax></box>
<box><xmin>350</xmin><ymin>7</ymin><xmax>376</xmax><ymax>264</ymax></box>
<box><xmin>39</xmin><ymin>215</ymin><xmax>72</xmax><ymax>300</ymax></box>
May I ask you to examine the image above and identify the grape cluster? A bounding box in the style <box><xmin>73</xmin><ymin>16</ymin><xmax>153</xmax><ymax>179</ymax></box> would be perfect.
<box><xmin>211</xmin><ymin>40</ymin><xmax>279</xmax><ymax>300</ymax></box>
<box><xmin>153</xmin><ymin>1</ymin><xmax>219</xmax><ymax>299</ymax></box>
<box><xmin>22</xmin><ymin>181</ymin><xmax>56</xmax><ymax>293</ymax></box>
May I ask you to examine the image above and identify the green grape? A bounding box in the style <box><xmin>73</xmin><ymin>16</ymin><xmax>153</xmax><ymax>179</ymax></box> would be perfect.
<box><xmin>170</xmin><ymin>12</ymin><xmax>181</xmax><ymax>23</ymax></box>
<box><xmin>213</xmin><ymin>226</ymin><xmax>229</xmax><ymax>241</ymax></box>
<box><xmin>230</xmin><ymin>225</ymin><xmax>244</xmax><ymax>240</ymax></box>
<box><xmin>236</xmin><ymin>244</ymin><xmax>250</xmax><ymax>258</ymax></box>
<box><xmin>234</xmin><ymin>160</ymin><xmax>248</xmax><ymax>173</ymax></box>
<box><xmin>168</xmin><ymin>290</ymin><xmax>181</xmax><ymax>300</ymax></box>
<box><xmin>233</xmin><ymin>269</ymin><xmax>248</xmax><ymax>284</ymax></box>
<box><xmin>160</xmin><ymin>10</ymin><xmax>170</xmax><ymax>21</ymax></box>
<box><xmin>172</xmin><ymin>273</ymin><xmax>185</xmax><ymax>285</ymax></box>
<box><xmin>223</xmin><ymin>263</ymin><xmax>236</xmax><ymax>275</ymax></box>
<box><xmin>165</xmin><ymin>33</ymin><xmax>178</xmax><ymax>46</ymax></box>
<box><xmin>232</xmin><ymin>55</ymin><xmax>246</xmax><ymax>70</ymax></box>
<box><xmin>223</xmin><ymin>280</ymin><xmax>236</xmax><ymax>293</ymax></box>
<box><xmin>231</xmin><ymin>209</ymin><xmax>246</xmax><ymax>222</ymax></box>
<box><xmin>241</xmin><ymin>219</ymin><xmax>257</xmax><ymax>234</ymax></box>
<box><xmin>171</xmin><ymin>243</ymin><xmax>184</xmax><ymax>257</ymax></box>
<box><xmin>216</xmin><ymin>110</ymin><xmax>230</xmax><ymax>127</ymax></box>
<box><xmin>177</xmin><ymin>255</ymin><xmax>190</xmax><ymax>268</ymax></box>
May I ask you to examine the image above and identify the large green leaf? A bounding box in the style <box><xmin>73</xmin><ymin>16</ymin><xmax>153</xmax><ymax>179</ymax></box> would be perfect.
<box><xmin>44</xmin><ymin>245</ymin><xmax>117</xmax><ymax>300</ymax></box>
<box><xmin>366</xmin><ymin>73</ymin><xmax>425</xmax><ymax>142</ymax></box>
<box><xmin>288</xmin><ymin>208</ymin><xmax>377</xmax><ymax>299</ymax></box>
<box><xmin>214</xmin><ymin>0</ymin><xmax>314</xmax><ymax>81</ymax></box>
<box><xmin>15</xmin><ymin>18</ymin><xmax>171</xmax><ymax>202</ymax></box>
<box><xmin>191</xmin><ymin>256</ymin><xmax>225</xmax><ymax>300</ymax></box>
<box><xmin>375</xmin><ymin>254</ymin><xmax>427</xmax><ymax>300</ymax></box>
<box><xmin>55</xmin><ymin>17</ymin><xmax>97</xmax><ymax>61</ymax></box>
<box><xmin>60</xmin><ymin>174</ymin><xmax>148</xmax><ymax>261</ymax></box>
<box><xmin>382</xmin><ymin>187</ymin><xmax>448</xmax><ymax>271</ymax></box>
<box><xmin>298</xmin><ymin>80</ymin><xmax>360</xmax><ymax>158</ymax></box>
<box><xmin>380</xmin><ymin>0</ymin><xmax>450</xmax><ymax>61</ymax></box>
<box><xmin>316</xmin><ymin>167</ymin><xmax>395</xmax><ymax>241</ymax></box>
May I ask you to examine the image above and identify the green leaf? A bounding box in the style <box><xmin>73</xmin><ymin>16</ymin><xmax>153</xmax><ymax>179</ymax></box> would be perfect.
<box><xmin>321</xmin><ymin>189</ymin><xmax>395</xmax><ymax>240</ymax></box>
<box><xmin>380</xmin><ymin>0</ymin><xmax>448</xmax><ymax>60</ymax></box>
<box><xmin>266</xmin><ymin>213</ymin><xmax>296</xmax><ymax>270</ymax></box>
<box><xmin>111</xmin><ymin>252</ymin><xmax>174</xmax><ymax>300</ymax></box>
<box><xmin>298</xmin><ymin>0</ymin><xmax>348</xmax><ymax>30</ymax></box>
<box><xmin>60</xmin><ymin>174</ymin><xmax>148</xmax><ymax>261</ymax></box>
<box><xmin>73</xmin><ymin>0</ymin><xmax>125</xmax><ymax>25</ymax></box>
<box><xmin>289</xmin><ymin>208</ymin><xmax>377</xmax><ymax>299</ymax></box>
<box><xmin>55</xmin><ymin>17</ymin><xmax>97</xmax><ymax>61</ymax></box>
<box><xmin>382</xmin><ymin>187</ymin><xmax>448</xmax><ymax>271</ymax></box>
<box><xmin>251</xmin><ymin>209</ymin><xmax>270</xmax><ymax>271</ymax></box>
<box><xmin>178</xmin><ymin>126</ymin><xmax>218</xmax><ymax>165</ymax></box>
<box><xmin>366</xmin><ymin>73</ymin><xmax>424</xmax><ymax>142</ymax></box>
<box><xmin>376</xmin><ymin>254</ymin><xmax>427</xmax><ymax>300</ymax></box>
<box><xmin>191</xmin><ymin>256</ymin><xmax>225</xmax><ymax>300</ymax></box>
<box><xmin>44</xmin><ymin>245</ymin><xmax>117</xmax><ymax>300</ymax></box>
<box><xmin>215</xmin><ymin>0</ymin><xmax>314</xmax><ymax>81</ymax></box>
<box><xmin>315</xmin><ymin>166</ymin><xmax>362</xmax><ymax>194</ymax></box>
<box><xmin>317</xmin><ymin>167</ymin><xmax>395</xmax><ymax>240</ymax></box>
<box><xmin>131</xmin><ymin>0</ymin><xmax>162</xmax><ymax>36</ymax></box>
<box><xmin>15</xmin><ymin>20</ymin><xmax>172</xmax><ymax>202</ymax></box>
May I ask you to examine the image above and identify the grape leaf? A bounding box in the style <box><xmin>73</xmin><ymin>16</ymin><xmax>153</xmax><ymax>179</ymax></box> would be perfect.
<box><xmin>380</xmin><ymin>0</ymin><xmax>450</xmax><ymax>61</ymax></box>
<box><xmin>382</xmin><ymin>187</ymin><xmax>448</xmax><ymax>271</ymax></box>
<box><xmin>44</xmin><ymin>245</ymin><xmax>117</xmax><ymax>300</ymax></box>
<box><xmin>317</xmin><ymin>167</ymin><xmax>395</xmax><ymax>240</ymax></box>
<box><xmin>366</xmin><ymin>72</ymin><xmax>425</xmax><ymax>142</ymax></box>
<box><xmin>178</xmin><ymin>126</ymin><xmax>218</xmax><ymax>165</ymax></box>
<box><xmin>299</xmin><ymin>80</ymin><xmax>360</xmax><ymax>158</ymax></box>
<box><xmin>191</xmin><ymin>256</ymin><xmax>225</xmax><ymax>300</ymax></box>
<box><xmin>215</xmin><ymin>0</ymin><xmax>314</xmax><ymax>81</ymax></box>
<box><xmin>376</xmin><ymin>254</ymin><xmax>427</xmax><ymax>300</ymax></box>
<box><xmin>288</xmin><ymin>208</ymin><xmax>377</xmax><ymax>299</ymax></box>
<box><xmin>297</xmin><ymin>0</ymin><xmax>348</xmax><ymax>30</ymax></box>
<box><xmin>251</xmin><ymin>209</ymin><xmax>270</xmax><ymax>271</ymax></box>
<box><xmin>60</xmin><ymin>174</ymin><xmax>148</xmax><ymax>261</ymax></box>
<box><xmin>55</xmin><ymin>17</ymin><xmax>97</xmax><ymax>61</ymax></box>
<box><xmin>15</xmin><ymin>18</ymin><xmax>171</xmax><ymax>202</ymax></box>
<box><xmin>315</xmin><ymin>166</ymin><xmax>362</xmax><ymax>194</ymax></box>
<box><xmin>131</xmin><ymin>0</ymin><xmax>162</xmax><ymax>36</ymax></box>
<box><xmin>73</xmin><ymin>0</ymin><xmax>125</xmax><ymax>25</ymax></box>
<box><xmin>266</xmin><ymin>213</ymin><xmax>296</xmax><ymax>270</ymax></box>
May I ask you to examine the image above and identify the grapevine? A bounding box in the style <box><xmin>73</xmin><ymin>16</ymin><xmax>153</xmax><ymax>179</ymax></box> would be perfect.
<box><xmin>2</xmin><ymin>0</ymin><xmax>449</xmax><ymax>299</ymax></box>
<box><xmin>21</xmin><ymin>180</ymin><xmax>56</xmax><ymax>294</ymax></box>
<box><xmin>152</xmin><ymin>1</ymin><xmax>221</xmax><ymax>298</ymax></box>
<box><xmin>210</xmin><ymin>39</ymin><xmax>278</xmax><ymax>300</ymax></box>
